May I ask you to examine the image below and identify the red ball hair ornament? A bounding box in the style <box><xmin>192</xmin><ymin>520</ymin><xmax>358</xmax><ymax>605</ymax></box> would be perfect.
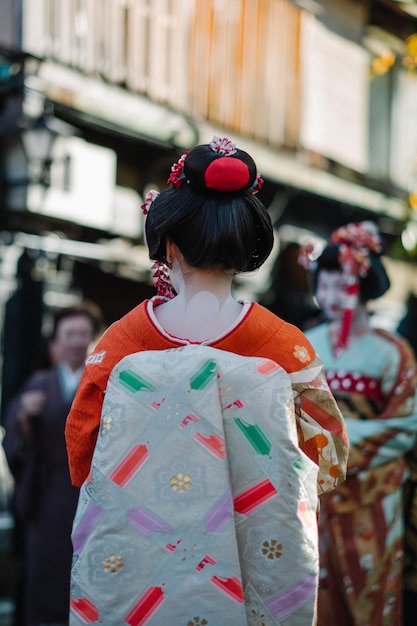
<box><xmin>204</xmin><ymin>157</ymin><xmax>250</xmax><ymax>192</ymax></box>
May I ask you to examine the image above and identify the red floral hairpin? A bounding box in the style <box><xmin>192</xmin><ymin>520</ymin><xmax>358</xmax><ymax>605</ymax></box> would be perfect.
<box><xmin>330</xmin><ymin>222</ymin><xmax>382</xmax><ymax>279</ymax></box>
<box><xmin>337</xmin><ymin>244</ymin><xmax>370</xmax><ymax>278</ymax></box>
<box><xmin>141</xmin><ymin>189</ymin><xmax>160</xmax><ymax>215</ymax></box>
<box><xmin>209</xmin><ymin>136</ymin><xmax>237</xmax><ymax>156</ymax></box>
<box><xmin>251</xmin><ymin>173</ymin><xmax>264</xmax><ymax>194</ymax></box>
<box><xmin>330</xmin><ymin>222</ymin><xmax>382</xmax><ymax>255</ymax></box>
<box><xmin>167</xmin><ymin>151</ymin><xmax>189</xmax><ymax>188</ymax></box>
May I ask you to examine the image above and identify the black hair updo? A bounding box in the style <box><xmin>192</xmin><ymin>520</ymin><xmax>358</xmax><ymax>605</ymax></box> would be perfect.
<box><xmin>314</xmin><ymin>222</ymin><xmax>391</xmax><ymax>302</ymax></box>
<box><xmin>145</xmin><ymin>141</ymin><xmax>273</xmax><ymax>272</ymax></box>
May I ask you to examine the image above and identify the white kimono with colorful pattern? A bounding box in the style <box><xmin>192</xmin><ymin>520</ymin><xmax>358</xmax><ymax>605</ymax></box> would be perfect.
<box><xmin>70</xmin><ymin>345</ymin><xmax>321</xmax><ymax>626</ymax></box>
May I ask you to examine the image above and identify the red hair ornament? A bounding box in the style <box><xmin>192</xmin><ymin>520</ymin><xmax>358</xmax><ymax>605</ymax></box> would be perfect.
<box><xmin>204</xmin><ymin>157</ymin><xmax>250</xmax><ymax>191</ymax></box>
<box><xmin>167</xmin><ymin>151</ymin><xmax>189</xmax><ymax>188</ymax></box>
<box><xmin>331</xmin><ymin>222</ymin><xmax>383</xmax><ymax>357</ymax></box>
<box><xmin>140</xmin><ymin>136</ymin><xmax>265</xmax><ymax>300</ymax></box>
<box><xmin>166</xmin><ymin>136</ymin><xmax>264</xmax><ymax>193</ymax></box>
<box><xmin>151</xmin><ymin>262</ymin><xmax>176</xmax><ymax>300</ymax></box>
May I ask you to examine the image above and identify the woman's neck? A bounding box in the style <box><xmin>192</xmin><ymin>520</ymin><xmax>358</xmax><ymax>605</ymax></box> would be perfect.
<box><xmin>329</xmin><ymin>303</ymin><xmax>370</xmax><ymax>338</ymax></box>
<box><xmin>350</xmin><ymin>304</ymin><xmax>370</xmax><ymax>335</ymax></box>
<box><xmin>154</xmin><ymin>265</ymin><xmax>243</xmax><ymax>342</ymax></box>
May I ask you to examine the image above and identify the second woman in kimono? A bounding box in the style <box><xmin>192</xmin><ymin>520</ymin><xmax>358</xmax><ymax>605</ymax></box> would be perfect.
<box><xmin>305</xmin><ymin>222</ymin><xmax>417</xmax><ymax>626</ymax></box>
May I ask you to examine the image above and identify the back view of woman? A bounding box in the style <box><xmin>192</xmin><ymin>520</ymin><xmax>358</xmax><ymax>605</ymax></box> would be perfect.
<box><xmin>66</xmin><ymin>137</ymin><xmax>348</xmax><ymax>625</ymax></box>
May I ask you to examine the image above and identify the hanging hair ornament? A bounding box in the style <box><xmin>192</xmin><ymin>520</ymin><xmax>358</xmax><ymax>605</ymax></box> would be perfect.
<box><xmin>329</xmin><ymin>222</ymin><xmax>383</xmax><ymax>357</ymax></box>
<box><xmin>331</xmin><ymin>271</ymin><xmax>359</xmax><ymax>358</ymax></box>
<box><xmin>151</xmin><ymin>262</ymin><xmax>176</xmax><ymax>299</ymax></box>
<box><xmin>209</xmin><ymin>136</ymin><xmax>237</xmax><ymax>156</ymax></box>
<box><xmin>167</xmin><ymin>151</ymin><xmax>189</xmax><ymax>188</ymax></box>
<box><xmin>141</xmin><ymin>189</ymin><xmax>160</xmax><ymax>215</ymax></box>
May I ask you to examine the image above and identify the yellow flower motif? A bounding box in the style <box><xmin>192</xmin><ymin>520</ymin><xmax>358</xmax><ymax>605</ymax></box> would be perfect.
<box><xmin>249</xmin><ymin>608</ymin><xmax>267</xmax><ymax>625</ymax></box>
<box><xmin>101</xmin><ymin>415</ymin><xmax>112</xmax><ymax>435</ymax></box>
<box><xmin>181</xmin><ymin>544</ymin><xmax>197</xmax><ymax>562</ymax></box>
<box><xmin>187</xmin><ymin>618</ymin><xmax>208</xmax><ymax>626</ymax></box>
<box><xmin>293</xmin><ymin>344</ymin><xmax>311</xmax><ymax>364</ymax></box>
<box><xmin>261</xmin><ymin>539</ymin><xmax>283</xmax><ymax>559</ymax></box>
<box><xmin>103</xmin><ymin>553</ymin><xmax>124</xmax><ymax>573</ymax></box>
<box><xmin>170</xmin><ymin>472</ymin><xmax>192</xmax><ymax>493</ymax></box>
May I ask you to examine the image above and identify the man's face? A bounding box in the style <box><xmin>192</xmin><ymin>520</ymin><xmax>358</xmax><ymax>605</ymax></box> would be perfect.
<box><xmin>315</xmin><ymin>270</ymin><xmax>346</xmax><ymax>322</ymax></box>
<box><xmin>52</xmin><ymin>315</ymin><xmax>95</xmax><ymax>370</ymax></box>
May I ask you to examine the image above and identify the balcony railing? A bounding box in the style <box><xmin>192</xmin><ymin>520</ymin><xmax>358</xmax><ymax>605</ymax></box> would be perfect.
<box><xmin>21</xmin><ymin>0</ymin><xmax>417</xmax><ymax>196</ymax></box>
<box><xmin>22</xmin><ymin>0</ymin><xmax>301</xmax><ymax>149</ymax></box>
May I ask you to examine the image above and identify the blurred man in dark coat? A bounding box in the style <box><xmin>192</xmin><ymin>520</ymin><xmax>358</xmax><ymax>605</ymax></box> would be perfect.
<box><xmin>3</xmin><ymin>304</ymin><xmax>101</xmax><ymax>626</ymax></box>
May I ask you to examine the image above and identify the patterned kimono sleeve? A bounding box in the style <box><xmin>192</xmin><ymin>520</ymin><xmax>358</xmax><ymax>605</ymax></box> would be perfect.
<box><xmin>65</xmin><ymin>319</ymin><xmax>136</xmax><ymax>488</ymax></box>
<box><xmin>65</xmin><ymin>369</ymin><xmax>104</xmax><ymax>487</ymax></box>
<box><xmin>288</xmin><ymin>356</ymin><xmax>349</xmax><ymax>494</ymax></box>
<box><xmin>345</xmin><ymin>330</ymin><xmax>417</xmax><ymax>471</ymax></box>
<box><xmin>377</xmin><ymin>329</ymin><xmax>417</xmax><ymax>421</ymax></box>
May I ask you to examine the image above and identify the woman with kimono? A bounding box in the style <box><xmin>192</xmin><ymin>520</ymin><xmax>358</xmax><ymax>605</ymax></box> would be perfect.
<box><xmin>65</xmin><ymin>137</ymin><xmax>348</xmax><ymax>625</ymax></box>
<box><xmin>305</xmin><ymin>222</ymin><xmax>417</xmax><ymax>625</ymax></box>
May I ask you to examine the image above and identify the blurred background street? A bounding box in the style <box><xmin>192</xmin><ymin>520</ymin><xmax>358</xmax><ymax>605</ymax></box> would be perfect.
<box><xmin>1</xmin><ymin>0</ymin><xmax>417</xmax><ymax>622</ymax></box>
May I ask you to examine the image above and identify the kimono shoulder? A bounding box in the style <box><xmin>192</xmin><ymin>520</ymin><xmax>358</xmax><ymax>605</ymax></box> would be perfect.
<box><xmin>218</xmin><ymin>303</ymin><xmax>317</xmax><ymax>373</ymax></box>
<box><xmin>82</xmin><ymin>301</ymin><xmax>181</xmax><ymax>393</ymax></box>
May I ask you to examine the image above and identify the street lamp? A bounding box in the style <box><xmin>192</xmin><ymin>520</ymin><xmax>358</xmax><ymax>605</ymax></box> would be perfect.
<box><xmin>2</xmin><ymin>113</ymin><xmax>77</xmax><ymax>212</ymax></box>
<box><xmin>1</xmin><ymin>116</ymin><xmax>57</xmax><ymax>212</ymax></box>
<box><xmin>18</xmin><ymin>116</ymin><xmax>58</xmax><ymax>188</ymax></box>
